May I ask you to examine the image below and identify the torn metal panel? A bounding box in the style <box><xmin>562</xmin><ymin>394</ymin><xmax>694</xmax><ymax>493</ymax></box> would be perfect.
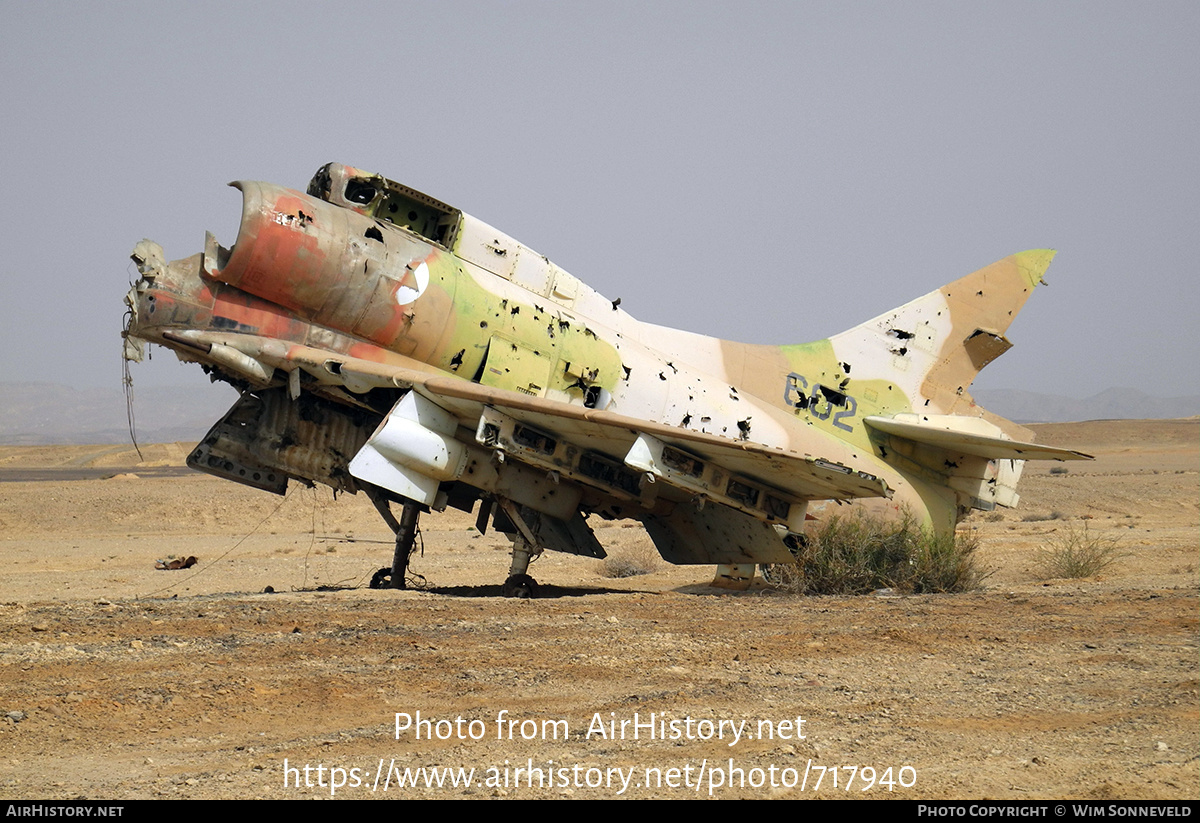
<box><xmin>188</xmin><ymin>388</ymin><xmax>377</xmax><ymax>495</ymax></box>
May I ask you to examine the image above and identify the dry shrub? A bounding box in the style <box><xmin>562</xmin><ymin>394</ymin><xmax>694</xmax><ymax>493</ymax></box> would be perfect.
<box><xmin>1035</xmin><ymin>522</ymin><xmax>1124</xmax><ymax>579</ymax></box>
<box><xmin>765</xmin><ymin>514</ymin><xmax>988</xmax><ymax>595</ymax></box>
<box><xmin>1021</xmin><ymin>510</ymin><xmax>1066</xmax><ymax>522</ymax></box>
<box><xmin>601</xmin><ymin>546</ymin><xmax>661</xmax><ymax>578</ymax></box>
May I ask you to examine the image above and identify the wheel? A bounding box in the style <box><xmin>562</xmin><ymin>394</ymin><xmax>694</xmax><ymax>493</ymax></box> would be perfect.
<box><xmin>501</xmin><ymin>573</ymin><xmax>538</xmax><ymax>599</ymax></box>
<box><xmin>760</xmin><ymin>563</ymin><xmax>782</xmax><ymax>584</ymax></box>
<box><xmin>370</xmin><ymin>567</ymin><xmax>395</xmax><ymax>589</ymax></box>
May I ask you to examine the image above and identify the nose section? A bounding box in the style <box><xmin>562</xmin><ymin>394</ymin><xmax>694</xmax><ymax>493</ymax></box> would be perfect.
<box><xmin>212</xmin><ymin>180</ymin><xmax>409</xmax><ymax>321</ymax></box>
<box><xmin>210</xmin><ymin>180</ymin><xmax>440</xmax><ymax>347</ymax></box>
<box><xmin>212</xmin><ymin>180</ymin><xmax>334</xmax><ymax>312</ymax></box>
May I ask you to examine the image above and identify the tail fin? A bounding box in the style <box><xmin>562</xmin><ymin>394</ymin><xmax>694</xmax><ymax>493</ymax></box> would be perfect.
<box><xmin>827</xmin><ymin>249</ymin><xmax>1055</xmax><ymax>434</ymax></box>
<box><xmin>822</xmin><ymin>250</ymin><xmax>1090</xmax><ymax>519</ymax></box>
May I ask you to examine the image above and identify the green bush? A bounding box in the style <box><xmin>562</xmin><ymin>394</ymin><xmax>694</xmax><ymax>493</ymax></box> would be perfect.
<box><xmin>1035</xmin><ymin>522</ymin><xmax>1124</xmax><ymax>579</ymax></box>
<box><xmin>766</xmin><ymin>514</ymin><xmax>988</xmax><ymax>595</ymax></box>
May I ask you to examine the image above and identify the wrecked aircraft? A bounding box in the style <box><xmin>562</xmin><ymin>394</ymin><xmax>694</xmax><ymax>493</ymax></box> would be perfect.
<box><xmin>123</xmin><ymin>163</ymin><xmax>1091</xmax><ymax>595</ymax></box>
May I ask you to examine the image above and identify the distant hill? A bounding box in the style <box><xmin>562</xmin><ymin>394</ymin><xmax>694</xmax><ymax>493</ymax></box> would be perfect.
<box><xmin>972</xmin><ymin>387</ymin><xmax>1198</xmax><ymax>424</ymax></box>
<box><xmin>0</xmin><ymin>382</ymin><xmax>238</xmax><ymax>445</ymax></box>
<box><xmin>1</xmin><ymin>382</ymin><xmax>1195</xmax><ymax>445</ymax></box>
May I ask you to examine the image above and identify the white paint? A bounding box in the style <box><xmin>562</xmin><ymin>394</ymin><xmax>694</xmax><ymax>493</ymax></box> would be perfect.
<box><xmin>396</xmin><ymin>261</ymin><xmax>430</xmax><ymax>305</ymax></box>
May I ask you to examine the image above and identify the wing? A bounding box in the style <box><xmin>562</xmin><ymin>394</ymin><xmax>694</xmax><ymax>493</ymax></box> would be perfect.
<box><xmin>171</xmin><ymin>332</ymin><xmax>890</xmax><ymax>564</ymax></box>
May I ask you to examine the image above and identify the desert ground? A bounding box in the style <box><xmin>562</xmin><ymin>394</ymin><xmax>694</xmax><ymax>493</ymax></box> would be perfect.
<box><xmin>0</xmin><ymin>419</ymin><xmax>1195</xmax><ymax>799</ymax></box>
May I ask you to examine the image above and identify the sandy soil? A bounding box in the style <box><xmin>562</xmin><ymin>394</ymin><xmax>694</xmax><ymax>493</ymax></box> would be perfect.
<box><xmin>0</xmin><ymin>420</ymin><xmax>1196</xmax><ymax>799</ymax></box>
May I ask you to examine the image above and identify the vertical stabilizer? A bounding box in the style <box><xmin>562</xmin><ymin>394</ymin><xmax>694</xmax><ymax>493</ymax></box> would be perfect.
<box><xmin>827</xmin><ymin>249</ymin><xmax>1054</xmax><ymax>437</ymax></box>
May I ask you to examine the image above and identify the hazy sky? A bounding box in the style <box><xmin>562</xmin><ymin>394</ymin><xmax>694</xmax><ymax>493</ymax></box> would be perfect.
<box><xmin>2</xmin><ymin>1</ymin><xmax>1196</xmax><ymax>400</ymax></box>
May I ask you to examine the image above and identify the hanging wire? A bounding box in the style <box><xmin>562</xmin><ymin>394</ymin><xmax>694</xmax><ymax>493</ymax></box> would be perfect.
<box><xmin>139</xmin><ymin>485</ymin><xmax>298</xmax><ymax>598</ymax></box>
<box><xmin>121</xmin><ymin>300</ymin><xmax>144</xmax><ymax>462</ymax></box>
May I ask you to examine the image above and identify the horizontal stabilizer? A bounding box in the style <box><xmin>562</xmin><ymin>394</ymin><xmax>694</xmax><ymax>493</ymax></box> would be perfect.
<box><xmin>864</xmin><ymin>414</ymin><xmax>1092</xmax><ymax>461</ymax></box>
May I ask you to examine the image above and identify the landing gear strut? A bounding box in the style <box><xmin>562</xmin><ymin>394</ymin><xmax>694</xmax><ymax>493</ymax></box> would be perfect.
<box><xmin>495</xmin><ymin>498</ymin><xmax>544</xmax><ymax>598</ymax></box>
<box><xmin>367</xmin><ymin>488</ymin><xmax>421</xmax><ymax>590</ymax></box>
<box><xmin>502</xmin><ymin>537</ymin><xmax>540</xmax><ymax>598</ymax></box>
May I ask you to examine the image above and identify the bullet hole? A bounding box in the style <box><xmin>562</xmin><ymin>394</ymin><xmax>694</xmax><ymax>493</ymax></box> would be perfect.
<box><xmin>944</xmin><ymin>459</ymin><xmax>960</xmax><ymax>469</ymax></box>
<box><xmin>665</xmin><ymin>361</ymin><xmax>677</xmax><ymax>373</ymax></box>
<box><xmin>480</xmin><ymin>321</ymin><xmax>488</xmax><ymax>328</ymax></box>
<box><xmin>297</xmin><ymin>210</ymin><xmax>313</xmax><ymax>227</ymax></box>
<box><xmin>956</xmin><ymin>386</ymin><xmax>963</xmax><ymax>395</ymax></box>
<box><xmin>364</xmin><ymin>226</ymin><xmax>383</xmax><ymax>242</ymax></box>
<box><xmin>500</xmin><ymin>299</ymin><xmax>508</xmax><ymax>309</ymax></box>
<box><xmin>449</xmin><ymin>349</ymin><xmax>465</xmax><ymax>370</ymax></box>
<box><xmin>976</xmin><ymin>290</ymin><xmax>983</xmax><ymax>296</ymax></box>
<box><xmin>818</xmin><ymin>385</ymin><xmax>847</xmax><ymax>407</ymax></box>
<box><xmin>611</xmin><ymin>298</ymin><xmax>621</xmax><ymax>310</ymax></box>
<box><xmin>511</xmin><ymin>306</ymin><xmax>520</xmax><ymax>315</ymax></box>
<box><xmin>839</xmin><ymin>377</ymin><xmax>850</xmax><ymax>390</ymax></box>
<box><xmin>583</xmin><ymin>386</ymin><xmax>601</xmax><ymax>409</ymax></box>
<box><xmin>584</xmin><ymin>328</ymin><xmax>597</xmax><ymax>339</ymax></box>
<box><xmin>558</xmin><ymin>319</ymin><xmax>570</xmax><ymax>332</ymax></box>
<box><xmin>546</xmin><ymin>323</ymin><xmax>555</xmax><ymax>338</ymax></box>
<box><xmin>842</xmin><ymin>362</ymin><xmax>851</xmax><ymax>373</ymax></box>
<box><xmin>888</xmin><ymin>328</ymin><xmax>914</xmax><ymax>340</ymax></box>
<box><xmin>700</xmin><ymin>416</ymin><xmax>711</xmax><ymax>423</ymax></box>
<box><xmin>681</xmin><ymin>413</ymin><xmax>692</xmax><ymax>426</ymax></box>
<box><xmin>622</xmin><ymin>365</ymin><xmax>632</xmax><ymax>381</ymax></box>
<box><xmin>891</xmin><ymin>347</ymin><xmax>908</xmax><ymax>356</ymax></box>
<box><xmin>879</xmin><ymin>446</ymin><xmax>888</xmax><ymax>459</ymax></box>
<box><xmin>659</xmin><ymin>373</ymin><xmax>667</xmax><ymax>381</ymax></box>
<box><xmin>737</xmin><ymin>418</ymin><xmax>752</xmax><ymax>441</ymax></box>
